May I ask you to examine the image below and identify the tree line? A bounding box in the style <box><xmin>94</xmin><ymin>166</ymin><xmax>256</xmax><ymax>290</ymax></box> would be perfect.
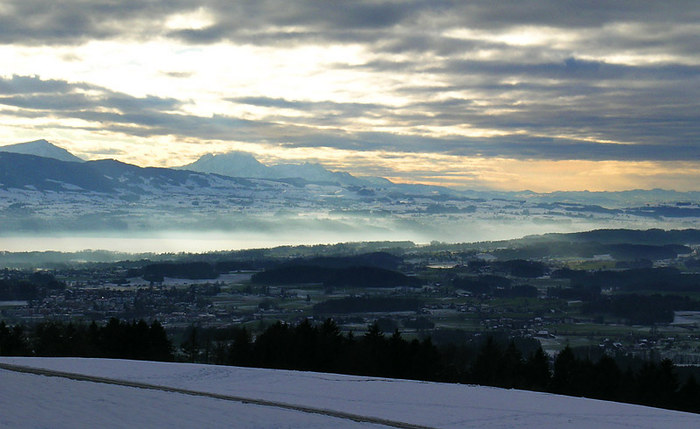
<box><xmin>3</xmin><ymin>317</ymin><xmax>700</xmax><ymax>414</ymax></box>
<box><xmin>0</xmin><ymin>318</ymin><xmax>172</xmax><ymax>361</ymax></box>
<box><xmin>0</xmin><ymin>271</ymin><xmax>65</xmax><ymax>300</ymax></box>
<box><xmin>181</xmin><ymin>319</ymin><xmax>700</xmax><ymax>414</ymax></box>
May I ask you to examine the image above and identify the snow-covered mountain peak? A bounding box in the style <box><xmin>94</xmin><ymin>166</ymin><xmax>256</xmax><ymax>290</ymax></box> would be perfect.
<box><xmin>180</xmin><ymin>151</ymin><xmax>270</xmax><ymax>178</ymax></box>
<box><xmin>180</xmin><ymin>151</ymin><xmax>365</xmax><ymax>185</ymax></box>
<box><xmin>0</xmin><ymin>139</ymin><xmax>84</xmax><ymax>163</ymax></box>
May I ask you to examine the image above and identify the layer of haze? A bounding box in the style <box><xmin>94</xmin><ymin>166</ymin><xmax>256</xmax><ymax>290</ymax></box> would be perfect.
<box><xmin>0</xmin><ymin>215</ymin><xmax>681</xmax><ymax>254</ymax></box>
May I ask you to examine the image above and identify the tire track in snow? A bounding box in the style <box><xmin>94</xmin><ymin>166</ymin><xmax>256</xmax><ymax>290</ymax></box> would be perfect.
<box><xmin>0</xmin><ymin>363</ymin><xmax>435</xmax><ymax>429</ymax></box>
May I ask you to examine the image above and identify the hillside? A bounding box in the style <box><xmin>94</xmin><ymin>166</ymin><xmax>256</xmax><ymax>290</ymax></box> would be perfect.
<box><xmin>2</xmin><ymin>357</ymin><xmax>700</xmax><ymax>429</ymax></box>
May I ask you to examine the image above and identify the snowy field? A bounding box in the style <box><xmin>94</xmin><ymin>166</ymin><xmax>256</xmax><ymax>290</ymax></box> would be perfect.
<box><xmin>2</xmin><ymin>357</ymin><xmax>700</xmax><ymax>429</ymax></box>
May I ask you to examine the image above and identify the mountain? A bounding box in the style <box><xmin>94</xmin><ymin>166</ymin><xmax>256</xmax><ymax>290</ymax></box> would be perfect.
<box><xmin>0</xmin><ymin>152</ymin><xmax>113</xmax><ymax>192</ymax></box>
<box><xmin>0</xmin><ymin>139</ymin><xmax>84</xmax><ymax>163</ymax></box>
<box><xmin>180</xmin><ymin>151</ymin><xmax>270</xmax><ymax>178</ymax></box>
<box><xmin>0</xmin><ymin>152</ymin><xmax>289</xmax><ymax>198</ymax></box>
<box><xmin>180</xmin><ymin>151</ymin><xmax>366</xmax><ymax>185</ymax></box>
<box><xmin>269</xmin><ymin>162</ymin><xmax>365</xmax><ymax>185</ymax></box>
<box><xmin>3</xmin><ymin>357</ymin><xmax>700</xmax><ymax>429</ymax></box>
<box><xmin>1</xmin><ymin>142</ymin><xmax>699</xmax><ymax>242</ymax></box>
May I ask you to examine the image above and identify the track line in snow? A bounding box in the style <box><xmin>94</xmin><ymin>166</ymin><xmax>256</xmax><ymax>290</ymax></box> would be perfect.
<box><xmin>0</xmin><ymin>363</ymin><xmax>435</xmax><ymax>429</ymax></box>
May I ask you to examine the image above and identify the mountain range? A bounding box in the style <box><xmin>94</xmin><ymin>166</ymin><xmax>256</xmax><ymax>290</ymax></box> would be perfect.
<box><xmin>4</xmin><ymin>139</ymin><xmax>700</xmax><ymax>205</ymax></box>
<box><xmin>1</xmin><ymin>139</ymin><xmax>699</xmax><ymax>244</ymax></box>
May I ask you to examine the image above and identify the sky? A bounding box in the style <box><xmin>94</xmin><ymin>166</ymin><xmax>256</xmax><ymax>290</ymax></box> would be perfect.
<box><xmin>0</xmin><ymin>1</ymin><xmax>699</xmax><ymax>192</ymax></box>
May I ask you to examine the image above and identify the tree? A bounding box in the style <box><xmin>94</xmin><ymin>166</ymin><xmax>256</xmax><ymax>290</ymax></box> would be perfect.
<box><xmin>677</xmin><ymin>374</ymin><xmax>700</xmax><ymax>413</ymax></box>
<box><xmin>522</xmin><ymin>346</ymin><xmax>550</xmax><ymax>391</ymax></box>
<box><xmin>0</xmin><ymin>321</ymin><xmax>29</xmax><ymax>356</ymax></box>
<box><xmin>551</xmin><ymin>345</ymin><xmax>577</xmax><ymax>394</ymax></box>
<box><xmin>498</xmin><ymin>341</ymin><xmax>524</xmax><ymax>388</ymax></box>
<box><xmin>181</xmin><ymin>324</ymin><xmax>200</xmax><ymax>363</ymax></box>
<box><xmin>471</xmin><ymin>337</ymin><xmax>503</xmax><ymax>386</ymax></box>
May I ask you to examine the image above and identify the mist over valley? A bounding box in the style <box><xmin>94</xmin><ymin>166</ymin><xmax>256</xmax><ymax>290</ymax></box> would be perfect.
<box><xmin>2</xmin><ymin>140</ymin><xmax>698</xmax><ymax>253</ymax></box>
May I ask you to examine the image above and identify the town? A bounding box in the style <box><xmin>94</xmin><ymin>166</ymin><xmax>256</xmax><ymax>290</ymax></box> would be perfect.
<box><xmin>3</xmin><ymin>229</ymin><xmax>700</xmax><ymax>366</ymax></box>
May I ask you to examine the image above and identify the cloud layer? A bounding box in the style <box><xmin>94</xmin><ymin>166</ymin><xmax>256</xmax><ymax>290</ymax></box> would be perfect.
<box><xmin>0</xmin><ymin>1</ymin><xmax>698</xmax><ymax>190</ymax></box>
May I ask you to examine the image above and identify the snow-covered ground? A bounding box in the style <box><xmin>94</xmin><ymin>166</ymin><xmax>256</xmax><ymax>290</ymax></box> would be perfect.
<box><xmin>2</xmin><ymin>357</ymin><xmax>700</xmax><ymax>429</ymax></box>
<box><xmin>0</xmin><ymin>369</ymin><xmax>383</xmax><ymax>429</ymax></box>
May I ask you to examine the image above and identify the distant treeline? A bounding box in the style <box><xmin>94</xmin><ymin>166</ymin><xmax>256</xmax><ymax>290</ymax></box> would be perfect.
<box><xmin>452</xmin><ymin>270</ymin><xmax>700</xmax><ymax>325</ymax></box>
<box><xmin>132</xmin><ymin>262</ymin><xmax>219</xmax><ymax>282</ymax></box>
<box><xmin>494</xmin><ymin>241</ymin><xmax>692</xmax><ymax>261</ymax></box>
<box><xmin>127</xmin><ymin>260</ymin><xmax>274</xmax><ymax>282</ymax></box>
<box><xmin>547</xmin><ymin>267</ymin><xmax>700</xmax><ymax>324</ymax></box>
<box><xmin>520</xmin><ymin>266</ymin><xmax>700</xmax><ymax>325</ymax></box>
<box><xmin>564</xmin><ymin>228</ymin><xmax>700</xmax><ymax>245</ymax></box>
<box><xmin>463</xmin><ymin>259</ymin><xmax>549</xmax><ymax>278</ymax></box>
<box><xmin>553</xmin><ymin>267</ymin><xmax>700</xmax><ymax>292</ymax></box>
<box><xmin>0</xmin><ymin>271</ymin><xmax>65</xmax><ymax>300</ymax></box>
<box><xmin>252</xmin><ymin>265</ymin><xmax>420</xmax><ymax>288</ymax></box>
<box><xmin>452</xmin><ymin>274</ymin><xmax>538</xmax><ymax>297</ymax></box>
<box><xmin>0</xmin><ymin>319</ymin><xmax>172</xmax><ymax>361</ymax></box>
<box><xmin>582</xmin><ymin>294</ymin><xmax>700</xmax><ymax>325</ymax></box>
<box><xmin>126</xmin><ymin>251</ymin><xmax>404</xmax><ymax>283</ymax></box>
<box><xmin>177</xmin><ymin>320</ymin><xmax>700</xmax><ymax>414</ymax></box>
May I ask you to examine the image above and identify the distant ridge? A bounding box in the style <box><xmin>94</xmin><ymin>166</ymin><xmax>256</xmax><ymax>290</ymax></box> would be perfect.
<box><xmin>180</xmin><ymin>151</ymin><xmax>366</xmax><ymax>185</ymax></box>
<box><xmin>180</xmin><ymin>151</ymin><xmax>270</xmax><ymax>178</ymax></box>
<box><xmin>1</xmin><ymin>139</ymin><xmax>697</xmax><ymax>208</ymax></box>
<box><xmin>0</xmin><ymin>139</ymin><xmax>84</xmax><ymax>163</ymax></box>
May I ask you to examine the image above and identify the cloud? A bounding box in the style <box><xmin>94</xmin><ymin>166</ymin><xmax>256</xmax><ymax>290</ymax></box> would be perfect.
<box><xmin>0</xmin><ymin>2</ymin><xmax>698</xmax><ymax>184</ymax></box>
<box><xmin>2</xmin><ymin>73</ymin><xmax>698</xmax><ymax>163</ymax></box>
<box><xmin>0</xmin><ymin>75</ymin><xmax>181</xmax><ymax>113</ymax></box>
<box><xmin>0</xmin><ymin>75</ymin><xmax>78</xmax><ymax>94</ymax></box>
<box><xmin>2</xmin><ymin>1</ymin><xmax>694</xmax><ymax>50</ymax></box>
<box><xmin>276</xmin><ymin>130</ymin><xmax>700</xmax><ymax>162</ymax></box>
<box><xmin>160</xmin><ymin>71</ymin><xmax>194</xmax><ymax>79</ymax></box>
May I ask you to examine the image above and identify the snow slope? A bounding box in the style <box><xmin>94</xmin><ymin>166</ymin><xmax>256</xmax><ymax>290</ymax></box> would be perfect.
<box><xmin>0</xmin><ymin>369</ymin><xmax>379</xmax><ymax>429</ymax></box>
<box><xmin>2</xmin><ymin>357</ymin><xmax>700</xmax><ymax>429</ymax></box>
